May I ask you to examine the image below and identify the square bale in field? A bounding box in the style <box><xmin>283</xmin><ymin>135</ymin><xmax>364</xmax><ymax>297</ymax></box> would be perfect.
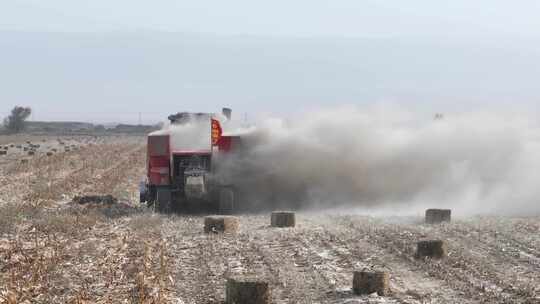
<box><xmin>270</xmin><ymin>211</ymin><xmax>296</xmax><ymax>228</ymax></box>
<box><xmin>226</xmin><ymin>277</ymin><xmax>270</xmax><ymax>304</ymax></box>
<box><xmin>353</xmin><ymin>271</ymin><xmax>390</xmax><ymax>296</ymax></box>
<box><xmin>204</xmin><ymin>216</ymin><xmax>239</xmax><ymax>233</ymax></box>
<box><xmin>425</xmin><ymin>209</ymin><xmax>451</xmax><ymax>224</ymax></box>
<box><xmin>416</xmin><ymin>240</ymin><xmax>448</xmax><ymax>259</ymax></box>
<box><xmin>73</xmin><ymin>195</ymin><xmax>118</xmax><ymax>205</ymax></box>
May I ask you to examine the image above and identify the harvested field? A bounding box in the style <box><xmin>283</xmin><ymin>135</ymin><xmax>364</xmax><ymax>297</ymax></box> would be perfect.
<box><xmin>0</xmin><ymin>135</ymin><xmax>539</xmax><ymax>303</ymax></box>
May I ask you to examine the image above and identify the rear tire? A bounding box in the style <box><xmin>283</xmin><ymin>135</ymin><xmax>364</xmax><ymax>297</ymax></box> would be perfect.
<box><xmin>146</xmin><ymin>186</ymin><xmax>157</xmax><ymax>208</ymax></box>
<box><xmin>218</xmin><ymin>188</ymin><xmax>234</xmax><ymax>215</ymax></box>
<box><xmin>139</xmin><ymin>191</ymin><xmax>147</xmax><ymax>203</ymax></box>
<box><xmin>156</xmin><ymin>188</ymin><xmax>172</xmax><ymax>213</ymax></box>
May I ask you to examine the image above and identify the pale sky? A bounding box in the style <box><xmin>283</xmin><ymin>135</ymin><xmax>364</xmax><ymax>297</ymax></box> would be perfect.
<box><xmin>3</xmin><ymin>0</ymin><xmax>540</xmax><ymax>38</ymax></box>
<box><xmin>1</xmin><ymin>1</ymin><xmax>539</xmax><ymax>123</ymax></box>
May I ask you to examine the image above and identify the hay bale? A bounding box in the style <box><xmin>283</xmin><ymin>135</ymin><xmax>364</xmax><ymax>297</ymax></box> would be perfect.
<box><xmin>425</xmin><ymin>209</ymin><xmax>451</xmax><ymax>224</ymax></box>
<box><xmin>353</xmin><ymin>271</ymin><xmax>389</xmax><ymax>296</ymax></box>
<box><xmin>46</xmin><ymin>152</ymin><xmax>53</xmax><ymax>156</ymax></box>
<box><xmin>20</xmin><ymin>159</ymin><xmax>28</xmax><ymax>164</ymax></box>
<box><xmin>73</xmin><ymin>195</ymin><xmax>118</xmax><ymax>205</ymax></box>
<box><xmin>226</xmin><ymin>277</ymin><xmax>270</xmax><ymax>304</ymax></box>
<box><xmin>204</xmin><ymin>216</ymin><xmax>239</xmax><ymax>233</ymax></box>
<box><xmin>0</xmin><ymin>150</ymin><xmax>6</xmax><ymax>156</ymax></box>
<box><xmin>270</xmin><ymin>211</ymin><xmax>296</xmax><ymax>228</ymax></box>
<box><xmin>416</xmin><ymin>240</ymin><xmax>447</xmax><ymax>259</ymax></box>
<box><xmin>28</xmin><ymin>151</ymin><xmax>35</xmax><ymax>156</ymax></box>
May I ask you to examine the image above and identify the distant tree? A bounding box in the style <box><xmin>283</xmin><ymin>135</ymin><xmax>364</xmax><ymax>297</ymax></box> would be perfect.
<box><xmin>3</xmin><ymin>106</ymin><xmax>32</xmax><ymax>133</ymax></box>
<box><xmin>94</xmin><ymin>124</ymin><xmax>106</xmax><ymax>132</ymax></box>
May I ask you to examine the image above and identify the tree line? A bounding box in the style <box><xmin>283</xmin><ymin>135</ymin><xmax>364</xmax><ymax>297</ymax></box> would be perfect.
<box><xmin>2</xmin><ymin>106</ymin><xmax>32</xmax><ymax>133</ymax></box>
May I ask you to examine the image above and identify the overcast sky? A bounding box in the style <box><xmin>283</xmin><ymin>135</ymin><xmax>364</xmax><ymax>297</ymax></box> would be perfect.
<box><xmin>1</xmin><ymin>1</ymin><xmax>539</xmax><ymax>123</ymax></box>
<box><xmin>4</xmin><ymin>0</ymin><xmax>540</xmax><ymax>38</ymax></box>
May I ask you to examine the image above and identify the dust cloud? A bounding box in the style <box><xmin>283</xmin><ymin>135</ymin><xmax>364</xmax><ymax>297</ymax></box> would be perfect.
<box><xmin>150</xmin><ymin>114</ymin><xmax>213</xmax><ymax>151</ymax></box>
<box><xmin>217</xmin><ymin>106</ymin><xmax>540</xmax><ymax>215</ymax></box>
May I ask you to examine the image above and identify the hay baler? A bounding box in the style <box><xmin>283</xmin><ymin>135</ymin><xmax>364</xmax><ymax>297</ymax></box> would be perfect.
<box><xmin>140</xmin><ymin>110</ymin><xmax>241</xmax><ymax>213</ymax></box>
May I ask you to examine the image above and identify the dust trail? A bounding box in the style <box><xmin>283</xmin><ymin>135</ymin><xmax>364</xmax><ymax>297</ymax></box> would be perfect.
<box><xmin>150</xmin><ymin>114</ymin><xmax>214</xmax><ymax>151</ymax></box>
<box><xmin>217</xmin><ymin>106</ymin><xmax>540</xmax><ymax>215</ymax></box>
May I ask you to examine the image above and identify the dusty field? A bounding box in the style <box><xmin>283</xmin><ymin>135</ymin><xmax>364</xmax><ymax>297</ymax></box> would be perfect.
<box><xmin>0</xmin><ymin>135</ymin><xmax>66</xmax><ymax>146</ymax></box>
<box><xmin>1</xmin><ymin>135</ymin><xmax>539</xmax><ymax>304</ymax></box>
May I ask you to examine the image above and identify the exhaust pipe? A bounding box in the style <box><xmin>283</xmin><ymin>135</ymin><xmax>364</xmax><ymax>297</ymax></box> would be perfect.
<box><xmin>222</xmin><ymin>108</ymin><xmax>232</xmax><ymax>120</ymax></box>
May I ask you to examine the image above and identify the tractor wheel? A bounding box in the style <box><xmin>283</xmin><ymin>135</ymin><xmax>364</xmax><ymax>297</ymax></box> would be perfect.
<box><xmin>156</xmin><ymin>188</ymin><xmax>172</xmax><ymax>213</ymax></box>
<box><xmin>145</xmin><ymin>186</ymin><xmax>157</xmax><ymax>208</ymax></box>
<box><xmin>139</xmin><ymin>191</ymin><xmax>147</xmax><ymax>203</ymax></box>
<box><xmin>218</xmin><ymin>188</ymin><xmax>234</xmax><ymax>215</ymax></box>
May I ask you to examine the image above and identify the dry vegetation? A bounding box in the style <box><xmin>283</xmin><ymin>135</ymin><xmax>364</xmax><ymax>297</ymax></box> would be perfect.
<box><xmin>1</xmin><ymin>135</ymin><xmax>539</xmax><ymax>303</ymax></box>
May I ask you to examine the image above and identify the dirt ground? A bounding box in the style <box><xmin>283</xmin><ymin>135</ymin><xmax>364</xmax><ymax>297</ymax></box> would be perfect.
<box><xmin>0</xmin><ymin>135</ymin><xmax>539</xmax><ymax>304</ymax></box>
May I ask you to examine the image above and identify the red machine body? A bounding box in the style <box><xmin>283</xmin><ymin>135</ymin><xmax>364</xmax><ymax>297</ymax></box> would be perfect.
<box><xmin>146</xmin><ymin>134</ymin><xmax>241</xmax><ymax>186</ymax></box>
<box><xmin>147</xmin><ymin>135</ymin><xmax>170</xmax><ymax>186</ymax></box>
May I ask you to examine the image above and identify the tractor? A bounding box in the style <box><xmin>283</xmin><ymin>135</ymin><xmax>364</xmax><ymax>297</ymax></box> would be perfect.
<box><xmin>140</xmin><ymin>108</ymin><xmax>242</xmax><ymax>214</ymax></box>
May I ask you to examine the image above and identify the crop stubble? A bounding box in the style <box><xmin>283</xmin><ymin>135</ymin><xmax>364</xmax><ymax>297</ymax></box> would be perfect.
<box><xmin>1</xmin><ymin>136</ymin><xmax>539</xmax><ymax>304</ymax></box>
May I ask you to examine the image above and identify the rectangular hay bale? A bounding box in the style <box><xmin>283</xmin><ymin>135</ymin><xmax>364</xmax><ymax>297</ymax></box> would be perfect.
<box><xmin>270</xmin><ymin>211</ymin><xmax>296</xmax><ymax>228</ymax></box>
<box><xmin>416</xmin><ymin>240</ymin><xmax>447</xmax><ymax>259</ymax></box>
<box><xmin>353</xmin><ymin>271</ymin><xmax>389</xmax><ymax>296</ymax></box>
<box><xmin>226</xmin><ymin>277</ymin><xmax>270</xmax><ymax>304</ymax></box>
<box><xmin>204</xmin><ymin>216</ymin><xmax>239</xmax><ymax>233</ymax></box>
<box><xmin>425</xmin><ymin>209</ymin><xmax>451</xmax><ymax>224</ymax></box>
